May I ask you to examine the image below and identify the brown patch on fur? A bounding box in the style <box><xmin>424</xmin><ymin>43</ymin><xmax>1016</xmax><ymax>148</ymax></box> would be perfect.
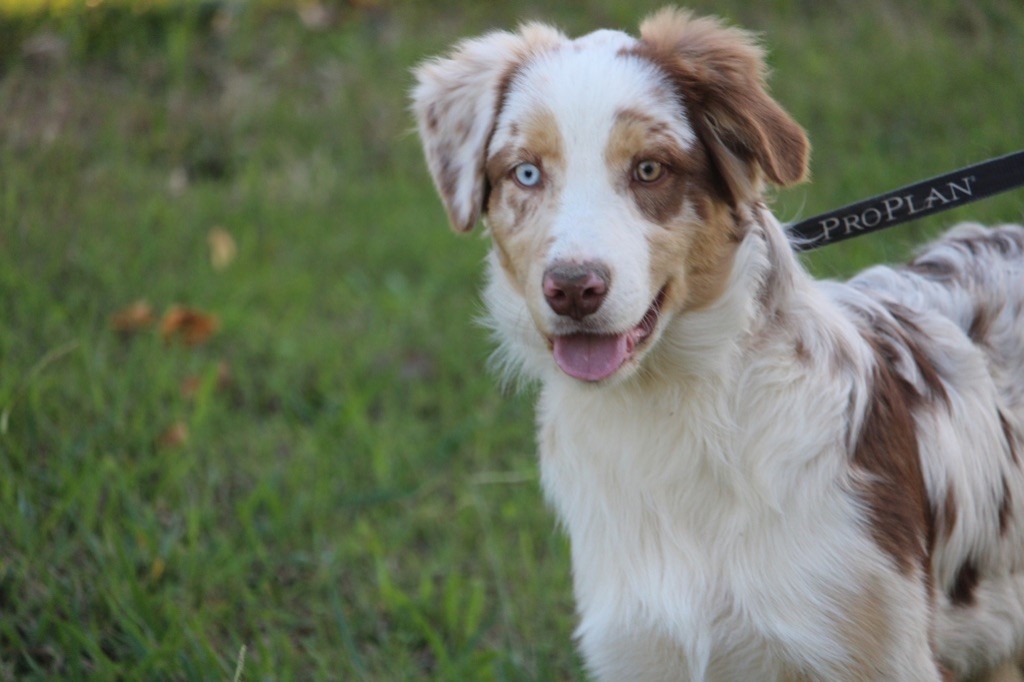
<box><xmin>848</xmin><ymin>297</ymin><xmax>970</xmax><ymax>580</ymax></box>
<box><xmin>954</xmin><ymin>230</ymin><xmax>1024</xmax><ymax>258</ymax></box>
<box><xmin>613</xmin><ymin>107</ymin><xmax>673</xmax><ymax>139</ymax></box>
<box><xmin>949</xmin><ymin>560</ymin><xmax>979</xmax><ymax>606</ymax></box>
<box><xmin>629</xmin><ymin>9</ymin><xmax>809</xmax><ymax>203</ymax></box>
<box><xmin>493</xmin><ymin>64</ymin><xmax>521</xmax><ymax>126</ymax></box>
<box><xmin>606</xmin><ymin>106</ymin><xmax>737</xmax><ymax>229</ymax></box>
<box><xmin>634</xmin><ymin>174</ymin><xmax>680</xmax><ymax>216</ymax></box>
<box><xmin>438</xmin><ymin>155</ymin><xmax>460</xmax><ymax>216</ymax></box>
<box><xmin>520</xmin><ymin>107</ymin><xmax>564</xmax><ymax>170</ymax></box>
<box><xmin>754</xmin><ymin>205</ymin><xmax>799</xmax><ymax>316</ymax></box>
<box><xmin>681</xmin><ymin>204</ymin><xmax>741</xmax><ymax>311</ymax></box>
<box><xmin>604</xmin><ymin>111</ymin><xmax>742</xmax><ymax>314</ymax></box>
<box><xmin>999</xmin><ymin>476</ymin><xmax>1013</xmax><ymax>536</ymax></box>
<box><xmin>939</xmin><ymin>482</ymin><xmax>958</xmax><ymax>541</ymax></box>
<box><xmin>484</xmin><ymin>108</ymin><xmax>564</xmax><ymax>201</ymax></box>
<box><xmin>1000</xmin><ymin>410</ymin><xmax>1020</xmax><ymax>466</ymax></box>
<box><xmin>483</xmin><ymin>108</ymin><xmax>566</xmax><ymax>294</ymax></box>
<box><xmin>484</xmin><ymin>105</ymin><xmax>561</xmax><ymax>232</ymax></box>
<box><xmin>606</xmin><ymin>107</ymin><xmax>695</xmax><ymax>224</ymax></box>
<box><xmin>852</xmin><ymin>336</ymin><xmax>932</xmax><ymax>577</ymax></box>
<box><xmin>821</xmin><ymin>329</ymin><xmax>857</xmax><ymax>384</ymax></box>
<box><xmin>885</xmin><ymin>305</ymin><xmax>950</xmax><ymax>407</ymax></box>
<box><xmin>425</xmin><ymin>102</ymin><xmax>440</xmax><ymax>133</ymax></box>
<box><xmin>908</xmin><ymin>226</ymin><xmax>1024</xmax><ymax>287</ymax></box>
<box><xmin>794</xmin><ymin>336</ymin><xmax>810</xmax><ymax>364</ymax></box>
<box><xmin>906</xmin><ymin>257</ymin><xmax>955</xmax><ymax>281</ymax></box>
<box><xmin>645</xmin><ymin>196</ymin><xmax>740</xmax><ymax>314</ymax></box>
<box><xmin>969</xmin><ymin>307</ymin><xmax>993</xmax><ymax>346</ymax></box>
<box><xmin>481</xmin><ymin>60</ymin><xmax>534</xmax><ymax>214</ymax></box>
<box><xmin>488</xmin><ymin>23</ymin><xmax>568</xmax><ymax>154</ymax></box>
<box><xmin>483</xmin><ymin>146</ymin><xmax>515</xmax><ymax>215</ymax></box>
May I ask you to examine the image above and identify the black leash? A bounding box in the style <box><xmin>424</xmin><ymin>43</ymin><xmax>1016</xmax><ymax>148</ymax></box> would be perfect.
<box><xmin>788</xmin><ymin>150</ymin><xmax>1024</xmax><ymax>251</ymax></box>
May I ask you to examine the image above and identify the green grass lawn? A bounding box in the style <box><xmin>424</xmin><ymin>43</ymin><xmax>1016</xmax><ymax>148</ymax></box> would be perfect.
<box><xmin>1</xmin><ymin>0</ymin><xmax>1023</xmax><ymax>678</ymax></box>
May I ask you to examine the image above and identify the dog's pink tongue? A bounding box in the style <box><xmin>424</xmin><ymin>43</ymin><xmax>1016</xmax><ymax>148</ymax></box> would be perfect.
<box><xmin>553</xmin><ymin>333</ymin><xmax>630</xmax><ymax>382</ymax></box>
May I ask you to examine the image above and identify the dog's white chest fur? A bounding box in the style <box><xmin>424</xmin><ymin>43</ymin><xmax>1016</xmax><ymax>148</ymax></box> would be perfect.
<box><xmin>536</xmin><ymin>345</ymin><xmax>912</xmax><ymax>681</ymax></box>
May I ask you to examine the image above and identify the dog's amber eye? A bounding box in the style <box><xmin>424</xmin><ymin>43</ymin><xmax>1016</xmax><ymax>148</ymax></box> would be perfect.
<box><xmin>513</xmin><ymin>162</ymin><xmax>542</xmax><ymax>188</ymax></box>
<box><xmin>634</xmin><ymin>160</ymin><xmax>664</xmax><ymax>183</ymax></box>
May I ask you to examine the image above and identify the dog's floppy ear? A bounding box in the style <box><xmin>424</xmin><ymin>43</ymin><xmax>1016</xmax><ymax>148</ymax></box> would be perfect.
<box><xmin>412</xmin><ymin>24</ymin><xmax>564</xmax><ymax>232</ymax></box>
<box><xmin>638</xmin><ymin>8</ymin><xmax>809</xmax><ymax>203</ymax></box>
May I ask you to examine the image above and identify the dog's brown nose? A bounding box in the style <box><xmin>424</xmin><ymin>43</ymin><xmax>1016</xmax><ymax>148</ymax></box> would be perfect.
<box><xmin>543</xmin><ymin>261</ymin><xmax>610</xmax><ymax>320</ymax></box>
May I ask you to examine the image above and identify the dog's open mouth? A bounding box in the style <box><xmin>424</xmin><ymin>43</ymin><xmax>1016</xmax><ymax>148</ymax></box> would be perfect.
<box><xmin>552</xmin><ymin>286</ymin><xmax>667</xmax><ymax>382</ymax></box>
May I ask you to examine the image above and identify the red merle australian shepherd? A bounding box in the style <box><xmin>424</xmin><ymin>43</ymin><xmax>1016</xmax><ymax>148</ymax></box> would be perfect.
<box><xmin>412</xmin><ymin>8</ymin><xmax>1024</xmax><ymax>680</ymax></box>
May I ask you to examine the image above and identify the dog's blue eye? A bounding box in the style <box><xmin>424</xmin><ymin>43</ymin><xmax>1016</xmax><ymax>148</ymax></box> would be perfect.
<box><xmin>513</xmin><ymin>163</ymin><xmax>542</xmax><ymax>187</ymax></box>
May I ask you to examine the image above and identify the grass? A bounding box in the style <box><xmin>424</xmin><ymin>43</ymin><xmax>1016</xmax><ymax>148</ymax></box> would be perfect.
<box><xmin>1</xmin><ymin>0</ymin><xmax>1023</xmax><ymax>678</ymax></box>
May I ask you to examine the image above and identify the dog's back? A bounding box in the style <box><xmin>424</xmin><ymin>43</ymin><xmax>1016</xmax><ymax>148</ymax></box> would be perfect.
<box><xmin>823</xmin><ymin>223</ymin><xmax>1024</xmax><ymax>675</ymax></box>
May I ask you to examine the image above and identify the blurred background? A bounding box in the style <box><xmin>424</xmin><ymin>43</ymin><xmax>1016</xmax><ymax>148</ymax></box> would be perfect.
<box><xmin>1</xmin><ymin>0</ymin><xmax>1022</xmax><ymax>678</ymax></box>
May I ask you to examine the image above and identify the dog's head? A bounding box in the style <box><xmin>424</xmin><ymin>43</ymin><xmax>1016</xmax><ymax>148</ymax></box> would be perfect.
<box><xmin>413</xmin><ymin>9</ymin><xmax>808</xmax><ymax>383</ymax></box>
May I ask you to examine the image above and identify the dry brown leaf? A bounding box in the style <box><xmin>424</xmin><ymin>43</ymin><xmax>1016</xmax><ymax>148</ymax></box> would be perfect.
<box><xmin>158</xmin><ymin>422</ymin><xmax>189</xmax><ymax>448</ymax></box>
<box><xmin>207</xmin><ymin>227</ymin><xmax>237</xmax><ymax>270</ymax></box>
<box><xmin>160</xmin><ymin>305</ymin><xmax>220</xmax><ymax>346</ymax></box>
<box><xmin>110</xmin><ymin>300</ymin><xmax>155</xmax><ymax>333</ymax></box>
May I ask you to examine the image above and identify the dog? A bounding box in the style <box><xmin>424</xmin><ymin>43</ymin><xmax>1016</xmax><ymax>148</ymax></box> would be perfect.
<box><xmin>412</xmin><ymin>8</ymin><xmax>1024</xmax><ymax>680</ymax></box>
